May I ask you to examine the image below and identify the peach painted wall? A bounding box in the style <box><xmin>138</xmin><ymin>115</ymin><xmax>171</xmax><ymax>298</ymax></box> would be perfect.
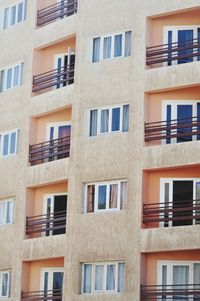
<box><xmin>145</xmin><ymin>86</ymin><xmax>200</xmax><ymax>146</ymax></box>
<box><xmin>37</xmin><ymin>0</ymin><xmax>57</xmax><ymax>11</ymax></box>
<box><xmin>33</xmin><ymin>38</ymin><xmax>76</xmax><ymax>76</ymax></box>
<box><xmin>25</xmin><ymin>258</ymin><xmax>64</xmax><ymax>292</ymax></box>
<box><xmin>142</xmin><ymin>250</ymin><xmax>200</xmax><ymax>285</ymax></box>
<box><xmin>147</xmin><ymin>8</ymin><xmax>200</xmax><ymax>47</ymax></box>
<box><xmin>35</xmin><ymin>108</ymin><xmax>72</xmax><ymax>143</ymax></box>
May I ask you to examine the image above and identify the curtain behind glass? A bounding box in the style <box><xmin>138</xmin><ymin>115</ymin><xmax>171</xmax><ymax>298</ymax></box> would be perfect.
<box><xmin>103</xmin><ymin>37</ymin><xmax>112</xmax><ymax>59</ymax></box>
<box><xmin>114</xmin><ymin>34</ymin><xmax>122</xmax><ymax>57</ymax></box>
<box><xmin>90</xmin><ymin>110</ymin><xmax>98</xmax><ymax>136</ymax></box>
<box><xmin>100</xmin><ymin>109</ymin><xmax>109</xmax><ymax>133</ymax></box>
<box><xmin>87</xmin><ymin>185</ymin><xmax>95</xmax><ymax>213</ymax></box>
<box><xmin>0</xmin><ymin>203</ymin><xmax>5</xmax><ymax>225</ymax></box>
<box><xmin>83</xmin><ymin>264</ymin><xmax>92</xmax><ymax>293</ymax></box>
<box><xmin>120</xmin><ymin>182</ymin><xmax>127</xmax><ymax>210</ymax></box>
<box><xmin>118</xmin><ymin>263</ymin><xmax>125</xmax><ymax>292</ymax></box>
<box><xmin>173</xmin><ymin>266</ymin><xmax>189</xmax><ymax>300</ymax></box>
<box><xmin>195</xmin><ymin>182</ymin><xmax>200</xmax><ymax>224</ymax></box>
<box><xmin>106</xmin><ymin>265</ymin><xmax>116</xmax><ymax>290</ymax></box>
<box><xmin>109</xmin><ymin>184</ymin><xmax>118</xmax><ymax>209</ymax></box>
<box><xmin>95</xmin><ymin>265</ymin><xmax>104</xmax><ymax>291</ymax></box>
<box><xmin>93</xmin><ymin>38</ymin><xmax>100</xmax><ymax>62</ymax></box>
<box><xmin>6</xmin><ymin>201</ymin><xmax>14</xmax><ymax>224</ymax></box>
<box><xmin>125</xmin><ymin>31</ymin><xmax>131</xmax><ymax>57</ymax></box>
<box><xmin>122</xmin><ymin>105</ymin><xmax>129</xmax><ymax>132</ymax></box>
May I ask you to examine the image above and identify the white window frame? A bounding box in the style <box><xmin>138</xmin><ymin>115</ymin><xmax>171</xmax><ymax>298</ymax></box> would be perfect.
<box><xmin>0</xmin><ymin>198</ymin><xmax>15</xmax><ymax>226</ymax></box>
<box><xmin>1</xmin><ymin>0</ymin><xmax>27</xmax><ymax>30</ymax></box>
<box><xmin>160</xmin><ymin>177</ymin><xmax>200</xmax><ymax>227</ymax></box>
<box><xmin>89</xmin><ymin>103</ymin><xmax>129</xmax><ymax>136</ymax></box>
<box><xmin>82</xmin><ymin>261</ymin><xmax>124</xmax><ymax>294</ymax></box>
<box><xmin>157</xmin><ymin>260</ymin><xmax>200</xmax><ymax>286</ymax></box>
<box><xmin>0</xmin><ymin>129</ymin><xmax>19</xmax><ymax>158</ymax></box>
<box><xmin>46</xmin><ymin>122</ymin><xmax>71</xmax><ymax>140</ymax></box>
<box><xmin>163</xmin><ymin>25</ymin><xmax>200</xmax><ymax>66</ymax></box>
<box><xmin>91</xmin><ymin>30</ymin><xmax>131</xmax><ymax>62</ymax></box>
<box><xmin>0</xmin><ymin>62</ymin><xmax>24</xmax><ymax>92</ymax></box>
<box><xmin>0</xmin><ymin>270</ymin><xmax>11</xmax><ymax>298</ymax></box>
<box><xmin>40</xmin><ymin>268</ymin><xmax>64</xmax><ymax>293</ymax></box>
<box><xmin>84</xmin><ymin>180</ymin><xmax>127</xmax><ymax>213</ymax></box>
<box><xmin>161</xmin><ymin>100</ymin><xmax>200</xmax><ymax>144</ymax></box>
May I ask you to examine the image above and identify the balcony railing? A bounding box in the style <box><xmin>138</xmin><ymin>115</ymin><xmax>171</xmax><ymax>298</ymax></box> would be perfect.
<box><xmin>146</xmin><ymin>37</ymin><xmax>200</xmax><ymax>66</ymax></box>
<box><xmin>143</xmin><ymin>199</ymin><xmax>200</xmax><ymax>226</ymax></box>
<box><xmin>26</xmin><ymin>210</ymin><xmax>66</xmax><ymax>235</ymax></box>
<box><xmin>32</xmin><ymin>63</ymin><xmax>75</xmax><ymax>93</ymax></box>
<box><xmin>29</xmin><ymin>135</ymin><xmax>70</xmax><ymax>166</ymax></box>
<box><xmin>141</xmin><ymin>284</ymin><xmax>200</xmax><ymax>301</ymax></box>
<box><xmin>145</xmin><ymin>115</ymin><xmax>200</xmax><ymax>142</ymax></box>
<box><xmin>22</xmin><ymin>289</ymin><xmax>62</xmax><ymax>301</ymax></box>
<box><xmin>37</xmin><ymin>0</ymin><xmax>77</xmax><ymax>26</ymax></box>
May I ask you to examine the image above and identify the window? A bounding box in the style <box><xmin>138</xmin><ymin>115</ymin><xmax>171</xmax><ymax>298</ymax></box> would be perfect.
<box><xmin>85</xmin><ymin>180</ymin><xmax>127</xmax><ymax>213</ymax></box>
<box><xmin>92</xmin><ymin>31</ymin><xmax>131</xmax><ymax>62</ymax></box>
<box><xmin>0</xmin><ymin>63</ymin><xmax>24</xmax><ymax>92</ymax></box>
<box><xmin>82</xmin><ymin>262</ymin><xmax>125</xmax><ymax>294</ymax></box>
<box><xmin>0</xmin><ymin>129</ymin><xmax>19</xmax><ymax>157</ymax></box>
<box><xmin>89</xmin><ymin>104</ymin><xmax>129</xmax><ymax>136</ymax></box>
<box><xmin>0</xmin><ymin>271</ymin><xmax>11</xmax><ymax>297</ymax></box>
<box><xmin>0</xmin><ymin>200</ymin><xmax>15</xmax><ymax>226</ymax></box>
<box><xmin>2</xmin><ymin>1</ymin><xmax>27</xmax><ymax>30</ymax></box>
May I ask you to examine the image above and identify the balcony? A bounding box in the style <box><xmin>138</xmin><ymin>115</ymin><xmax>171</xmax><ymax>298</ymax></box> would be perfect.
<box><xmin>32</xmin><ymin>63</ymin><xmax>75</xmax><ymax>93</ymax></box>
<box><xmin>145</xmin><ymin>115</ymin><xmax>200</xmax><ymax>143</ymax></box>
<box><xmin>29</xmin><ymin>135</ymin><xmax>70</xmax><ymax>166</ymax></box>
<box><xmin>37</xmin><ymin>0</ymin><xmax>77</xmax><ymax>27</ymax></box>
<box><xmin>22</xmin><ymin>289</ymin><xmax>62</xmax><ymax>300</ymax></box>
<box><xmin>146</xmin><ymin>37</ymin><xmax>200</xmax><ymax>67</ymax></box>
<box><xmin>141</xmin><ymin>284</ymin><xmax>200</xmax><ymax>301</ymax></box>
<box><xmin>143</xmin><ymin>199</ymin><xmax>200</xmax><ymax>227</ymax></box>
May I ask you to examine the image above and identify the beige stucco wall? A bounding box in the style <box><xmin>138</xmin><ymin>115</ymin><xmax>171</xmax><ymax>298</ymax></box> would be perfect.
<box><xmin>1</xmin><ymin>0</ymin><xmax>200</xmax><ymax>301</ymax></box>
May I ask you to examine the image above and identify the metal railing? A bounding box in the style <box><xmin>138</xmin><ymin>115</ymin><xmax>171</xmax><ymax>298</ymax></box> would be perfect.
<box><xmin>146</xmin><ymin>37</ymin><xmax>200</xmax><ymax>66</ymax></box>
<box><xmin>141</xmin><ymin>284</ymin><xmax>200</xmax><ymax>300</ymax></box>
<box><xmin>145</xmin><ymin>115</ymin><xmax>200</xmax><ymax>142</ymax></box>
<box><xmin>37</xmin><ymin>0</ymin><xmax>77</xmax><ymax>26</ymax></box>
<box><xmin>143</xmin><ymin>199</ymin><xmax>200</xmax><ymax>225</ymax></box>
<box><xmin>32</xmin><ymin>63</ymin><xmax>75</xmax><ymax>93</ymax></box>
<box><xmin>26</xmin><ymin>210</ymin><xmax>66</xmax><ymax>235</ymax></box>
<box><xmin>29</xmin><ymin>135</ymin><xmax>70</xmax><ymax>166</ymax></box>
<box><xmin>22</xmin><ymin>289</ymin><xmax>62</xmax><ymax>300</ymax></box>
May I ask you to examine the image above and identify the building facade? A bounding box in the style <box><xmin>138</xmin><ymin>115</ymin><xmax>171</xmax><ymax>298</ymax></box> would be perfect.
<box><xmin>0</xmin><ymin>0</ymin><xmax>200</xmax><ymax>300</ymax></box>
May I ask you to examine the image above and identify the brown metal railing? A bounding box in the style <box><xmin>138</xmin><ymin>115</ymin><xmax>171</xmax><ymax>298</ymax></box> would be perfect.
<box><xmin>22</xmin><ymin>289</ymin><xmax>62</xmax><ymax>300</ymax></box>
<box><xmin>143</xmin><ymin>199</ymin><xmax>200</xmax><ymax>225</ymax></box>
<box><xmin>26</xmin><ymin>210</ymin><xmax>66</xmax><ymax>235</ymax></box>
<box><xmin>145</xmin><ymin>115</ymin><xmax>200</xmax><ymax>142</ymax></box>
<box><xmin>37</xmin><ymin>0</ymin><xmax>77</xmax><ymax>26</ymax></box>
<box><xmin>29</xmin><ymin>135</ymin><xmax>70</xmax><ymax>166</ymax></box>
<box><xmin>146</xmin><ymin>37</ymin><xmax>200</xmax><ymax>66</ymax></box>
<box><xmin>141</xmin><ymin>284</ymin><xmax>200</xmax><ymax>300</ymax></box>
<box><xmin>32</xmin><ymin>63</ymin><xmax>75</xmax><ymax>92</ymax></box>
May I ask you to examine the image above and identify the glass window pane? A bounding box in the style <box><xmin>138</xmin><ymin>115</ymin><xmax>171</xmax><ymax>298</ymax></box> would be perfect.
<box><xmin>3</xmin><ymin>8</ymin><xmax>9</xmax><ymax>30</ymax></box>
<box><xmin>95</xmin><ymin>265</ymin><xmax>104</xmax><ymax>291</ymax></box>
<box><xmin>93</xmin><ymin>38</ymin><xmax>100</xmax><ymax>63</ymax></box>
<box><xmin>122</xmin><ymin>104</ymin><xmax>129</xmax><ymax>132</ymax></box>
<box><xmin>23</xmin><ymin>0</ymin><xmax>27</xmax><ymax>21</ymax></box>
<box><xmin>10</xmin><ymin>132</ymin><xmax>16</xmax><ymax>154</ymax></box>
<box><xmin>109</xmin><ymin>184</ymin><xmax>118</xmax><ymax>209</ymax></box>
<box><xmin>87</xmin><ymin>185</ymin><xmax>95</xmax><ymax>213</ymax></box>
<box><xmin>6</xmin><ymin>69</ymin><xmax>12</xmax><ymax>89</ymax></box>
<box><xmin>83</xmin><ymin>264</ymin><xmax>92</xmax><ymax>293</ymax></box>
<box><xmin>17</xmin><ymin>3</ymin><xmax>23</xmax><ymax>22</ymax></box>
<box><xmin>118</xmin><ymin>263</ymin><xmax>125</xmax><ymax>292</ymax></box>
<box><xmin>44</xmin><ymin>272</ymin><xmax>48</xmax><ymax>293</ymax></box>
<box><xmin>10</xmin><ymin>6</ymin><xmax>16</xmax><ymax>25</ymax></box>
<box><xmin>3</xmin><ymin>134</ymin><xmax>9</xmax><ymax>156</ymax></box>
<box><xmin>20</xmin><ymin>63</ymin><xmax>24</xmax><ymax>86</ymax></box>
<box><xmin>103</xmin><ymin>37</ymin><xmax>112</xmax><ymax>59</ymax></box>
<box><xmin>107</xmin><ymin>265</ymin><xmax>116</xmax><ymax>290</ymax></box>
<box><xmin>112</xmin><ymin>107</ymin><xmax>120</xmax><ymax>131</ymax></box>
<box><xmin>13</xmin><ymin>66</ymin><xmax>20</xmax><ymax>87</ymax></box>
<box><xmin>0</xmin><ymin>203</ymin><xmax>5</xmax><ymax>225</ymax></box>
<box><xmin>100</xmin><ymin>109</ymin><xmax>109</xmax><ymax>133</ymax></box>
<box><xmin>0</xmin><ymin>70</ymin><xmax>5</xmax><ymax>92</ymax></box>
<box><xmin>125</xmin><ymin>31</ymin><xmax>131</xmax><ymax>57</ymax></box>
<box><xmin>114</xmin><ymin>34</ymin><xmax>122</xmax><ymax>57</ymax></box>
<box><xmin>90</xmin><ymin>110</ymin><xmax>98</xmax><ymax>136</ymax></box>
<box><xmin>98</xmin><ymin>185</ymin><xmax>107</xmax><ymax>210</ymax></box>
<box><xmin>6</xmin><ymin>201</ymin><xmax>14</xmax><ymax>224</ymax></box>
<box><xmin>2</xmin><ymin>273</ymin><xmax>8</xmax><ymax>297</ymax></box>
